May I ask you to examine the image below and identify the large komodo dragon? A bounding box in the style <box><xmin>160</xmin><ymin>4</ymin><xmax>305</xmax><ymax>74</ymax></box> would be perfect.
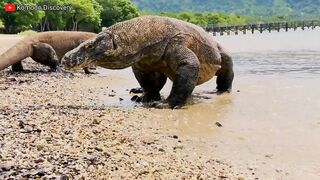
<box><xmin>0</xmin><ymin>31</ymin><xmax>96</xmax><ymax>73</ymax></box>
<box><xmin>62</xmin><ymin>16</ymin><xmax>234</xmax><ymax>108</ymax></box>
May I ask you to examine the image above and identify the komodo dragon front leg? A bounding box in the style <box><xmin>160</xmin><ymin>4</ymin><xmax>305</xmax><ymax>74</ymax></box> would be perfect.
<box><xmin>156</xmin><ymin>45</ymin><xmax>200</xmax><ymax>109</ymax></box>
<box><xmin>11</xmin><ymin>61</ymin><xmax>24</xmax><ymax>72</ymax></box>
<box><xmin>131</xmin><ymin>69</ymin><xmax>167</xmax><ymax>102</ymax></box>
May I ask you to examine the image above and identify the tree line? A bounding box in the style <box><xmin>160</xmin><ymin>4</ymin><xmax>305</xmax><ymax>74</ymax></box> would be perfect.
<box><xmin>133</xmin><ymin>0</ymin><xmax>320</xmax><ymax>19</ymax></box>
<box><xmin>1</xmin><ymin>0</ymin><xmax>306</xmax><ymax>34</ymax></box>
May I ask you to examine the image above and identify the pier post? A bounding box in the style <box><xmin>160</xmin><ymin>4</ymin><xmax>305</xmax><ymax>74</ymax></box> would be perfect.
<box><xmin>251</xmin><ymin>24</ymin><xmax>255</xmax><ymax>34</ymax></box>
<box><xmin>259</xmin><ymin>24</ymin><xmax>263</xmax><ymax>33</ymax></box>
<box><xmin>268</xmin><ymin>23</ymin><xmax>272</xmax><ymax>33</ymax></box>
<box><xmin>219</xmin><ymin>27</ymin><xmax>224</xmax><ymax>36</ymax></box>
<box><xmin>235</xmin><ymin>26</ymin><xmax>239</xmax><ymax>35</ymax></box>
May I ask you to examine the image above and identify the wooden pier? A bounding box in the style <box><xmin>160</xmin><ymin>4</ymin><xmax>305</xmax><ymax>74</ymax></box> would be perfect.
<box><xmin>204</xmin><ymin>20</ymin><xmax>320</xmax><ymax>36</ymax></box>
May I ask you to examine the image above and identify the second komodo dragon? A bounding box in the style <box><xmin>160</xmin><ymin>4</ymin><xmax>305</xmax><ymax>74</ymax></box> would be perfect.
<box><xmin>0</xmin><ymin>31</ymin><xmax>96</xmax><ymax>73</ymax></box>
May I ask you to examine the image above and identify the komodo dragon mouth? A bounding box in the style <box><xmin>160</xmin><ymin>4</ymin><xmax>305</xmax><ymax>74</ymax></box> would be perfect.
<box><xmin>62</xmin><ymin>47</ymin><xmax>98</xmax><ymax>70</ymax></box>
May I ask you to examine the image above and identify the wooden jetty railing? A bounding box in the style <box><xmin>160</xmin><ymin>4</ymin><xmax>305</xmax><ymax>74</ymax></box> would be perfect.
<box><xmin>203</xmin><ymin>20</ymin><xmax>320</xmax><ymax>36</ymax></box>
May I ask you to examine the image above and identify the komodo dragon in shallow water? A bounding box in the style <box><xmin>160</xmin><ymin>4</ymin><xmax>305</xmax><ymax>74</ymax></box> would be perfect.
<box><xmin>0</xmin><ymin>31</ymin><xmax>96</xmax><ymax>73</ymax></box>
<box><xmin>62</xmin><ymin>16</ymin><xmax>234</xmax><ymax>108</ymax></box>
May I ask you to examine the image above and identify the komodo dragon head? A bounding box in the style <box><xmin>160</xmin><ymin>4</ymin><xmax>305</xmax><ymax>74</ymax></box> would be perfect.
<box><xmin>62</xmin><ymin>30</ymin><xmax>117</xmax><ymax>70</ymax></box>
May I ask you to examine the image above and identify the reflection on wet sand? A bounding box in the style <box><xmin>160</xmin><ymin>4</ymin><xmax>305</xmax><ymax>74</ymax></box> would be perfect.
<box><xmin>154</xmin><ymin>92</ymin><xmax>234</xmax><ymax>137</ymax></box>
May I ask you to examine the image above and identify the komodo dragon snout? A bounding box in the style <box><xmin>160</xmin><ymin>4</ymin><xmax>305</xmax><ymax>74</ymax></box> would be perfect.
<box><xmin>62</xmin><ymin>31</ymin><xmax>116</xmax><ymax>70</ymax></box>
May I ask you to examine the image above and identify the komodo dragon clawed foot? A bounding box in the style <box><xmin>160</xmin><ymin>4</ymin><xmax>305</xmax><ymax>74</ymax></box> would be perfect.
<box><xmin>83</xmin><ymin>67</ymin><xmax>98</xmax><ymax>74</ymax></box>
<box><xmin>129</xmin><ymin>87</ymin><xmax>143</xmax><ymax>94</ymax></box>
<box><xmin>150</xmin><ymin>102</ymin><xmax>182</xmax><ymax>109</ymax></box>
<box><xmin>131</xmin><ymin>93</ymin><xmax>162</xmax><ymax>103</ymax></box>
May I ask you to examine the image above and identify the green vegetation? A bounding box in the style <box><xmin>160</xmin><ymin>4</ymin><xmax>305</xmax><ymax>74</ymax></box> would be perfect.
<box><xmin>133</xmin><ymin>0</ymin><xmax>320</xmax><ymax>19</ymax></box>
<box><xmin>17</xmin><ymin>29</ymin><xmax>37</xmax><ymax>36</ymax></box>
<box><xmin>0</xmin><ymin>20</ymin><xmax>4</xmax><ymax>28</ymax></box>
<box><xmin>0</xmin><ymin>0</ymin><xmax>139</xmax><ymax>33</ymax></box>
<box><xmin>98</xmin><ymin>0</ymin><xmax>140</xmax><ymax>28</ymax></box>
<box><xmin>142</xmin><ymin>12</ymin><xmax>295</xmax><ymax>26</ymax></box>
<box><xmin>151</xmin><ymin>12</ymin><xmax>248</xmax><ymax>26</ymax></box>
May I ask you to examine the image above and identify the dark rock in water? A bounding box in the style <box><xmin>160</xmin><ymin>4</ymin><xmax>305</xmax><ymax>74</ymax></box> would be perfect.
<box><xmin>215</xmin><ymin>122</ymin><xmax>223</xmax><ymax>127</ymax></box>
<box><xmin>131</xmin><ymin>95</ymin><xmax>140</xmax><ymax>102</ymax></box>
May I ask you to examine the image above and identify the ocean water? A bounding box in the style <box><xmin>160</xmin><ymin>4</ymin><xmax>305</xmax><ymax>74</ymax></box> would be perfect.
<box><xmin>215</xmin><ymin>28</ymin><xmax>320</xmax><ymax>78</ymax></box>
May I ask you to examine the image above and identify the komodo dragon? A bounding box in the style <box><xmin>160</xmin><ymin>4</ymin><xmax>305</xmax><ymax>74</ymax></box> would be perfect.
<box><xmin>62</xmin><ymin>16</ymin><xmax>234</xmax><ymax>108</ymax></box>
<box><xmin>0</xmin><ymin>31</ymin><xmax>96</xmax><ymax>73</ymax></box>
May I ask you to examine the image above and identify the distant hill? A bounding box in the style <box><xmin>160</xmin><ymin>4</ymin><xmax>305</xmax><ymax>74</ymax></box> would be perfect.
<box><xmin>132</xmin><ymin>0</ymin><xmax>320</xmax><ymax>18</ymax></box>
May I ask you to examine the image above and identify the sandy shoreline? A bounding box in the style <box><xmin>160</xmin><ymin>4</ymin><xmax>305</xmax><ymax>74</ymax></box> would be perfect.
<box><xmin>0</xmin><ymin>59</ymin><xmax>256</xmax><ymax>179</ymax></box>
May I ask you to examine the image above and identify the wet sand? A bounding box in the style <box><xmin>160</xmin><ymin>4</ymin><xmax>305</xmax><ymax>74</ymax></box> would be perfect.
<box><xmin>1</xmin><ymin>32</ymin><xmax>320</xmax><ymax>179</ymax></box>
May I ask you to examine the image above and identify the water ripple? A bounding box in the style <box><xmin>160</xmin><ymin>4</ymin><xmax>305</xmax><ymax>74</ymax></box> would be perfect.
<box><xmin>234</xmin><ymin>51</ymin><xmax>320</xmax><ymax>78</ymax></box>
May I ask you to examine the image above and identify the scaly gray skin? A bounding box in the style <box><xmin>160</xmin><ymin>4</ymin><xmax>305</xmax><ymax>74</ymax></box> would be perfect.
<box><xmin>62</xmin><ymin>16</ymin><xmax>234</xmax><ymax>108</ymax></box>
<box><xmin>0</xmin><ymin>31</ymin><xmax>96</xmax><ymax>73</ymax></box>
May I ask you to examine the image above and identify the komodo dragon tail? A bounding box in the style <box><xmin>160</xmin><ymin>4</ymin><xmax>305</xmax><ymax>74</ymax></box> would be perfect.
<box><xmin>0</xmin><ymin>41</ymin><xmax>33</xmax><ymax>71</ymax></box>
